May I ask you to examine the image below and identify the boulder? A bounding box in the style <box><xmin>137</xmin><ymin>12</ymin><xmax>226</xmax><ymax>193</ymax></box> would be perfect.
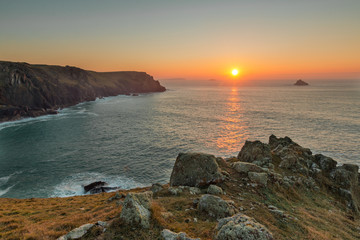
<box><xmin>161</xmin><ymin>229</ymin><xmax>200</xmax><ymax>240</ymax></box>
<box><xmin>215</xmin><ymin>213</ymin><xmax>273</xmax><ymax>240</ymax></box>
<box><xmin>150</xmin><ymin>183</ymin><xmax>163</xmax><ymax>193</ymax></box>
<box><xmin>57</xmin><ymin>223</ymin><xmax>94</xmax><ymax>240</ymax></box>
<box><xmin>269</xmin><ymin>135</ymin><xmax>313</xmax><ymax>173</ymax></box>
<box><xmin>198</xmin><ymin>194</ymin><xmax>235</xmax><ymax>219</ymax></box>
<box><xmin>248</xmin><ymin>172</ymin><xmax>268</xmax><ymax>186</ymax></box>
<box><xmin>314</xmin><ymin>154</ymin><xmax>337</xmax><ymax>173</ymax></box>
<box><xmin>207</xmin><ymin>185</ymin><xmax>224</xmax><ymax>195</ymax></box>
<box><xmin>170</xmin><ymin>153</ymin><xmax>224</xmax><ymax>187</ymax></box>
<box><xmin>237</xmin><ymin>140</ymin><xmax>272</xmax><ymax>167</ymax></box>
<box><xmin>120</xmin><ymin>191</ymin><xmax>153</xmax><ymax>228</ymax></box>
<box><xmin>232</xmin><ymin>162</ymin><xmax>265</xmax><ymax>174</ymax></box>
<box><xmin>330</xmin><ymin>164</ymin><xmax>359</xmax><ymax>189</ymax></box>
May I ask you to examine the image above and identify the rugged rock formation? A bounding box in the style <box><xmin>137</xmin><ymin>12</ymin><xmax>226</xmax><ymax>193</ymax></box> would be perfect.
<box><xmin>0</xmin><ymin>61</ymin><xmax>166</xmax><ymax>122</ymax></box>
<box><xmin>294</xmin><ymin>79</ymin><xmax>309</xmax><ymax>86</ymax></box>
<box><xmin>120</xmin><ymin>191</ymin><xmax>153</xmax><ymax>228</ymax></box>
<box><xmin>170</xmin><ymin>153</ymin><xmax>224</xmax><ymax>187</ymax></box>
<box><xmin>215</xmin><ymin>214</ymin><xmax>273</xmax><ymax>240</ymax></box>
<box><xmin>237</xmin><ymin>140</ymin><xmax>272</xmax><ymax>168</ymax></box>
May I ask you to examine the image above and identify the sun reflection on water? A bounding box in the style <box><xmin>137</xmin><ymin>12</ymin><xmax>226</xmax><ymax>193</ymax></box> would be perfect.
<box><xmin>216</xmin><ymin>87</ymin><xmax>249</xmax><ymax>155</ymax></box>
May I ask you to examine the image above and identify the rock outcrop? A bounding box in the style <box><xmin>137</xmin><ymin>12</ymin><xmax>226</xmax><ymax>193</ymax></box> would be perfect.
<box><xmin>120</xmin><ymin>191</ymin><xmax>153</xmax><ymax>228</ymax></box>
<box><xmin>170</xmin><ymin>153</ymin><xmax>224</xmax><ymax>187</ymax></box>
<box><xmin>57</xmin><ymin>223</ymin><xmax>94</xmax><ymax>240</ymax></box>
<box><xmin>0</xmin><ymin>61</ymin><xmax>166</xmax><ymax>122</ymax></box>
<box><xmin>197</xmin><ymin>194</ymin><xmax>236</xmax><ymax>219</ymax></box>
<box><xmin>237</xmin><ymin>140</ymin><xmax>272</xmax><ymax>168</ymax></box>
<box><xmin>161</xmin><ymin>229</ymin><xmax>200</xmax><ymax>240</ymax></box>
<box><xmin>215</xmin><ymin>213</ymin><xmax>273</xmax><ymax>240</ymax></box>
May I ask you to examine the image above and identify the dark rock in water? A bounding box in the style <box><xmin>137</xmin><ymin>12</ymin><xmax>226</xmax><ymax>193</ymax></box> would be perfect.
<box><xmin>84</xmin><ymin>181</ymin><xmax>107</xmax><ymax>193</ymax></box>
<box><xmin>89</xmin><ymin>186</ymin><xmax>119</xmax><ymax>194</ymax></box>
<box><xmin>132</xmin><ymin>93</ymin><xmax>139</xmax><ymax>96</ymax></box>
<box><xmin>294</xmin><ymin>79</ymin><xmax>309</xmax><ymax>86</ymax></box>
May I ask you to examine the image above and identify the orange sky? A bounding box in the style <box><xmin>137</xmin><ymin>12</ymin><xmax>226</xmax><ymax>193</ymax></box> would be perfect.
<box><xmin>0</xmin><ymin>1</ymin><xmax>359</xmax><ymax>81</ymax></box>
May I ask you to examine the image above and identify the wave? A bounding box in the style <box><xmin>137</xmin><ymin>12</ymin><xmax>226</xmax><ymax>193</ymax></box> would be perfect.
<box><xmin>0</xmin><ymin>184</ymin><xmax>15</xmax><ymax>197</ymax></box>
<box><xmin>0</xmin><ymin>171</ymin><xmax>22</xmax><ymax>187</ymax></box>
<box><xmin>0</xmin><ymin>112</ymin><xmax>69</xmax><ymax>131</ymax></box>
<box><xmin>51</xmin><ymin>172</ymin><xmax>144</xmax><ymax>198</ymax></box>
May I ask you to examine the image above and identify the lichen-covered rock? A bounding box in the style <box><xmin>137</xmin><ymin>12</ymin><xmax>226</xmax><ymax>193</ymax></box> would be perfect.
<box><xmin>120</xmin><ymin>191</ymin><xmax>153</xmax><ymax>228</ymax></box>
<box><xmin>151</xmin><ymin>183</ymin><xmax>163</xmax><ymax>193</ymax></box>
<box><xmin>161</xmin><ymin>229</ymin><xmax>200</xmax><ymax>240</ymax></box>
<box><xmin>237</xmin><ymin>140</ymin><xmax>272</xmax><ymax>167</ymax></box>
<box><xmin>57</xmin><ymin>223</ymin><xmax>94</xmax><ymax>240</ymax></box>
<box><xmin>269</xmin><ymin>135</ymin><xmax>313</xmax><ymax>173</ymax></box>
<box><xmin>170</xmin><ymin>153</ymin><xmax>224</xmax><ymax>187</ymax></box>
<box><xmin>248</xmin><ymin>172</ymin><xmax>268</xmax><ymax>186</ymax></box>
<box><xmin>330</xmin><ymin>164</ymin><xmax>359</xmax><ymax>189</ymax></box>
<box><xmin>232</xmin><ymin>162</ymin><xmax>265</xmax><ymax>174</ymax></box>
<box><xmin>207</xmin><ymin>185</ymin><xmax>224</xmax><ymax>195</ymax></box>
<box><xmin>314</xmin><ymin>154</ymin><xmax>337</xmax><ymax>173</ymax></box>
<box><xmin>198</xmin><ymin>194</ymin><xmax>235</xmax><ymax>219</ymax></box>
<box><xmin>215</xmin><ymin>213</ymin><xmax>273</xmax><ymax>240</ymax></box>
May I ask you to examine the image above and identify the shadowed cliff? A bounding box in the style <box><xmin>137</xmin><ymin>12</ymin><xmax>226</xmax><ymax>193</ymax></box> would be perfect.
<box><xmin>0</xmin><ymin>61</ymin><xmax>166</xmax><ymax>122</ymax></box>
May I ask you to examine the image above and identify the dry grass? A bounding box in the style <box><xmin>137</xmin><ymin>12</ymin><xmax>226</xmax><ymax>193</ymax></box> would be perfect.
<box><xmin>0</xmin><ymin>192</ymin><xmax>120</xmax><ymax>240</ymax></box>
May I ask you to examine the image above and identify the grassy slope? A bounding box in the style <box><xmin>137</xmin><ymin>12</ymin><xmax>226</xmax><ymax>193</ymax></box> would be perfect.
<box><xmin>1</xmin><ymin>160</ymin><xmax>359</xmax><ymax>240</ymax></box>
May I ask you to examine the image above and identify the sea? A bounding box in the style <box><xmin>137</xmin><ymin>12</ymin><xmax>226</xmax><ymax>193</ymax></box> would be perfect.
<box><xmin>0</xmin><ymin>79</ymin><xmax>359</xmax><ymax>199</ymax></box>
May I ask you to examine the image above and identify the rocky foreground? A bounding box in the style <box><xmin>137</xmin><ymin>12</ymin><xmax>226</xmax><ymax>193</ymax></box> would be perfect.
<box><xmin>0</xmin><ymin>61</ymin><xmax>166</xmax><ymax>122</ymax></box>
<box><xmin>1</xmin><ymin>135</ymin><xmax>360</xmax><ymax>239</ymax></box>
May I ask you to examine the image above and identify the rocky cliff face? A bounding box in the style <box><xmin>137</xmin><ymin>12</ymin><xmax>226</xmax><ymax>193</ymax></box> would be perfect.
<box><xmin>0</xmin><ymin>61</ymin><xmax>166</xmax><ymax>122</ymax></box>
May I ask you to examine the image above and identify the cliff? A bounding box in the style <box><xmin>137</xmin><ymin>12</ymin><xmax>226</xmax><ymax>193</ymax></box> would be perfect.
<box><xmin>0</xmin><ymin>61</ymin><xmax>166</xmax><ymax>122</ymax></box>
<box><xmin>0</xmin><ymin>135</ymin><xmax>359</xmax><ymax>240</ymax></box>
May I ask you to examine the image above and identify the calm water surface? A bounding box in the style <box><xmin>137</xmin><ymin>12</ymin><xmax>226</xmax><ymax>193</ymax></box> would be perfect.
<box><xmin>0</xmin><ymin>80</ymin><xmax>359</xmax><ymax>198</ymax></box>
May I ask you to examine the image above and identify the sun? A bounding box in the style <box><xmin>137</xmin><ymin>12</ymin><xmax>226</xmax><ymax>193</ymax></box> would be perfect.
<box><xmin>231</xmin><ymin>69</ymin><xmax>239</xmax><ymax>76</ymax></box>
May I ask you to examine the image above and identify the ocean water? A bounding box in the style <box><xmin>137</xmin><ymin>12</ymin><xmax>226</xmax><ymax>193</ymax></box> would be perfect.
<box><xmin>0</xmin><ymin>80</ymin><xmax>359</xmax><ymax>198</ymax></box>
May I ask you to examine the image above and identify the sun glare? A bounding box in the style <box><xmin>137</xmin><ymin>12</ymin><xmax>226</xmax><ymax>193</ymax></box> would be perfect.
<box><xmin>232</xmin><ymin>69</ymin><xmax>239</xmax><ymax>76</ymax></box>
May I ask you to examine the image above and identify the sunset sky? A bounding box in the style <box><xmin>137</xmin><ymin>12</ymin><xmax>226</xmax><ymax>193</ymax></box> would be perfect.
<box><xmin>1</xmin><ymin>0</ymin><xmax>359</xmax><ymax>80</ymax></box>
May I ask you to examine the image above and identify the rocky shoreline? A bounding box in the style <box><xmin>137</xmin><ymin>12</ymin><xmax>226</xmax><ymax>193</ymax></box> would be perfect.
<box><xmin>2</xmin><ymin>135</ymin><xmax>356</xmax><ymax>239</ymax></box>
<box><xmin>0</xmin><ymin>61</ymin><xmax>166</xmax><ymax>122</ymax></box>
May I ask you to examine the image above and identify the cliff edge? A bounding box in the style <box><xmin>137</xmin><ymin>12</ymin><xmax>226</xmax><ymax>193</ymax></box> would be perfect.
<box><xmin>0</xmin><ymin>61</ymin><xmax>166</xmax><ymax>122</ymax></box>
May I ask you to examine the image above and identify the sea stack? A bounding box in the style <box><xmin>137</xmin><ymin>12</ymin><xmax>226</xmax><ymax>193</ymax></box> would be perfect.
<box><xmin>294</xmin><ymin>79</ymin><xmax>309</xmax><ymax>86</ymax></box>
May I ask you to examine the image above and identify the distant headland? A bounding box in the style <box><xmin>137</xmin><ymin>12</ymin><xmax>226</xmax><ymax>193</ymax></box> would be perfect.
<box><xmin>294</xmin><ymin>79</ymin><xmax>309</xmax><ymax>86</ymax></box>
<box><xmin>0</xmin><ymin>61</ymin><xmax>166</xmax><ymax>122</ymax></box>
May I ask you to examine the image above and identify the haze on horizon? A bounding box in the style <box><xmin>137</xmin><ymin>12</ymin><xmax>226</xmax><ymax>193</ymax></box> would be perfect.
<box><xmin>0</xmin><ymin>0</ymin><xmax>359</xmax><ymax>81</ymax></box>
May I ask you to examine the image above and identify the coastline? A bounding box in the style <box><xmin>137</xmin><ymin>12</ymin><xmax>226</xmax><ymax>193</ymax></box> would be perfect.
<box><xmin>1</xmin><ymin>135</ymin><xmax>359</xmax><ymax>239</ymax></box>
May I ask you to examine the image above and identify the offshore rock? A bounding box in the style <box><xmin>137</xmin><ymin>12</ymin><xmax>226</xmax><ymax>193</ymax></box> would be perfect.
<box><xmin>120</xmin><ymin>191</ymin><xmax>153</xmax><ymax>228</ymax></box>
<box><xmin>237</xmin><ymin>140</ymin><xmax>272</xmax><ymax>167</ymax></box>
<box><xmin>161</xmin><ymin>229</ymin><xmax>200</xmax><ymax>240</ymax></box>
<box><xmin>294</xmin><ymin>79</ymin><xmax>309</xmax><ymax>86</ymax></box>
<box><xmin>215</xmin><ymin>213</ymin><xmax>273</xmax><ymax>240</ymax></box>
<box><xmin>170</xmin><ymin>153</ymin><xmax>224</xmax><ymax>187</ymax></box>
<box><xmin>198</xmin><ymin>194</ymin><xmax>236</xmax><ymax>219</ymax></box>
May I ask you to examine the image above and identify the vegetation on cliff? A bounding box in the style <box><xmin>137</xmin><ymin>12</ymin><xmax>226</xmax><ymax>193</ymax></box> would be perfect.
<box><xmin>0</xmin><ymin>135</ymin><xmax>359</xmax><ymax>239</ymax></box>
<box><xmin>0</xmin><ymin>61</ymin><xmax>165</xmax><ymax>122</ymax></box>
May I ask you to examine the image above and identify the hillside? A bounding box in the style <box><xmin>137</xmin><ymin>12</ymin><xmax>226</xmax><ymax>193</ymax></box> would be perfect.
<box><xmin>0</xmin><ymin>61</ymin><xmax>166</xmax><ymax>122</ymax></box>
<box><xmin>0</xmin><ymin>135</ymin><xmax>359</xmax><ymax>239</ymax></box>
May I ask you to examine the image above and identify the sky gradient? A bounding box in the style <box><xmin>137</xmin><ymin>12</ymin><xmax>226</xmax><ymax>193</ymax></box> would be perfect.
<box><xmin>1</xmin><ymin>0</ymin><xmax>359</xmax><ymax>80</ymax></box>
